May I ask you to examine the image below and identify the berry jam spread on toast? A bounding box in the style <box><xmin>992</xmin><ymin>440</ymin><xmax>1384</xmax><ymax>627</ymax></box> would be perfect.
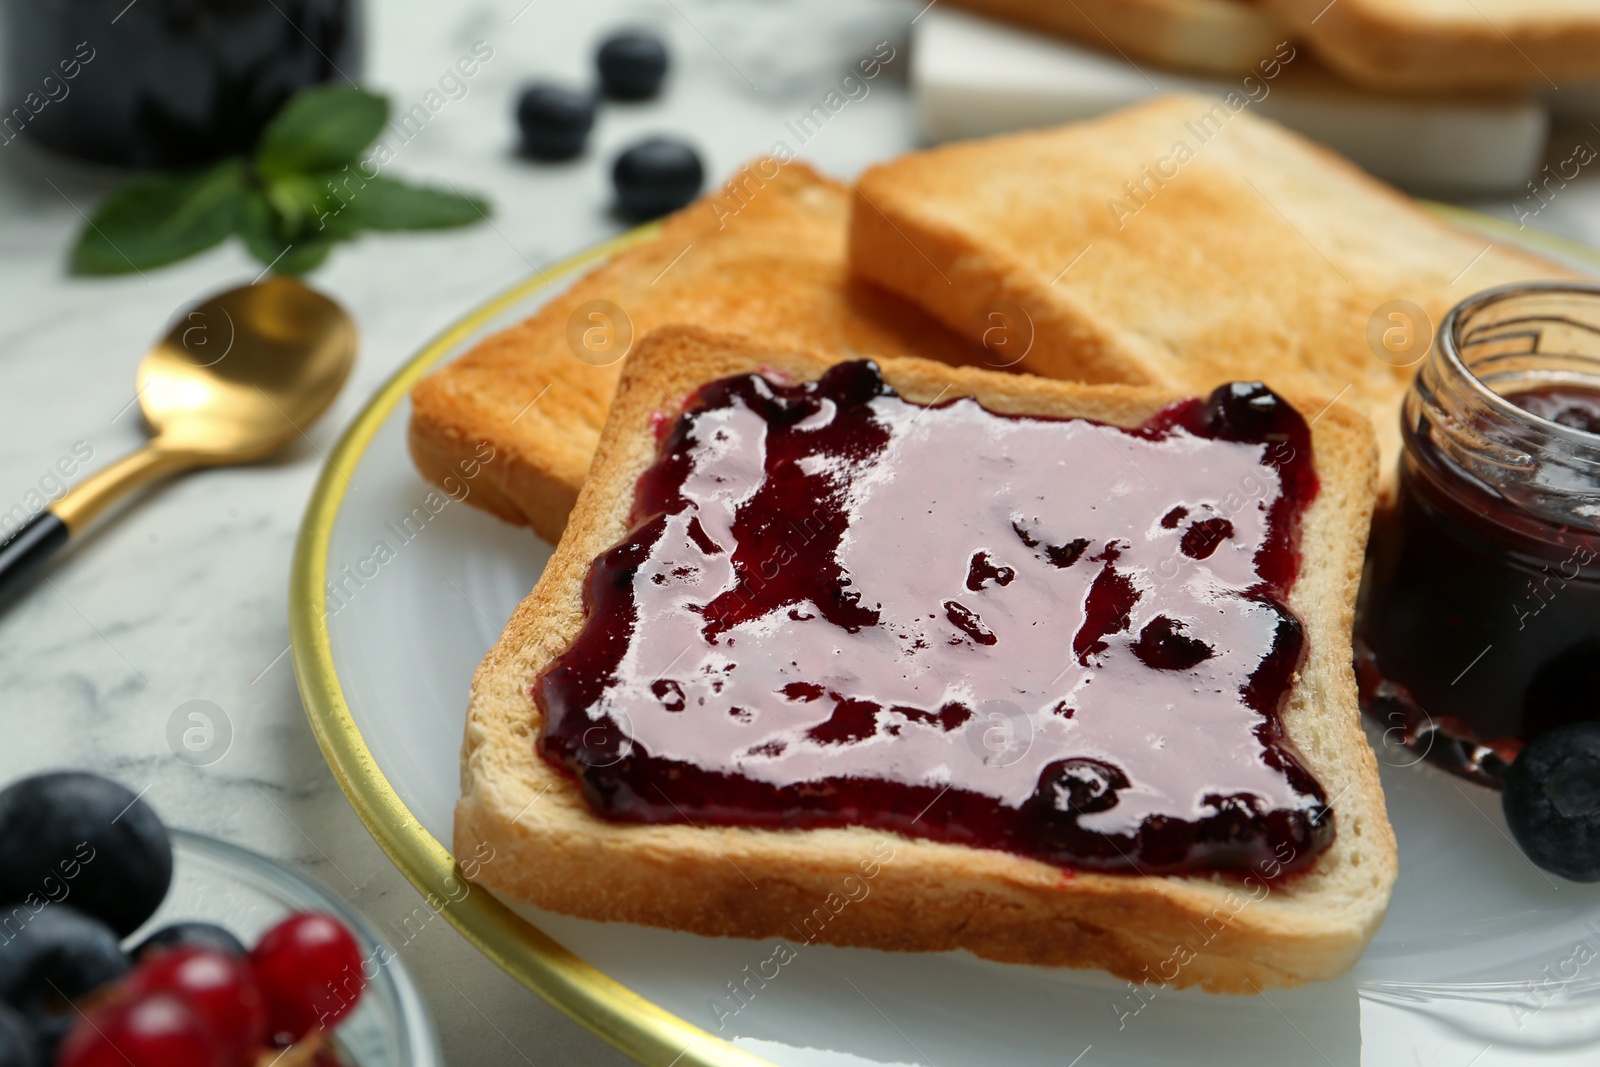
<box><xmin>537</xmin><ymin>362</ymin><xmax>1331</xmax><ymax>877</ymax></box>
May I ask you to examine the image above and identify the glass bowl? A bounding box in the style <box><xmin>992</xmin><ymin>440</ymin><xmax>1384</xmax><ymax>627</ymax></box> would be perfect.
<box><xmin>122</xmin><ymin>828</ymin><xmax>443</xmax><ymax>1067</ymax></box>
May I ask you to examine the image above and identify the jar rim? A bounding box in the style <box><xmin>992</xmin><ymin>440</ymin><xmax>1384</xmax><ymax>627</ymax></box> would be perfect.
<box><xmin>1437</xmin><ymin>281</ymin><xmax>1600</xmax><ymax>447</ymax></box>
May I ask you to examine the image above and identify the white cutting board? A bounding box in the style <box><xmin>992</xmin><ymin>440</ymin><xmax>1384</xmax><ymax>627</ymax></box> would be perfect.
<box><xmin>912</xmin><ymin>7</ymin><xmax>1549</xmax><ymax>194</ymax></box>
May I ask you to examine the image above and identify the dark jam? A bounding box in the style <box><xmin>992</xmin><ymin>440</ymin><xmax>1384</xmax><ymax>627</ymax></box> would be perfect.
<box><xmin>1360</xmin><ymin>383</ymin><xmax>1600</xmax><ymax>787</ymax></box>
<box><xmin>537</xmin><ymin>364</ymin><xmax>1333</xmax><ymax>877</ymax></box>
<box><xmin>1512</xmin><ymin>384</ymin><xmax>1600</xmax><ymax>435</ymax></box>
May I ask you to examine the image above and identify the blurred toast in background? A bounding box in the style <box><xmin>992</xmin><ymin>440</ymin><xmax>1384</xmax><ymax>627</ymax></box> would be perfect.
<box><xmin>945</xmin><ymin>0</ymin><xmax>1287</xmax><ymax>76</ymax></box>
<box><xmin>947</xmin><ymin>0</ymin><xmax>1600</xmax><ymax>93</ymax></box>
<box><xmin>1263</xmin><ymin>0</ymin><xmax>1600</xmax><ymax>92</ymax></box>
<box><xmin>912</xmin><ymin>7</ymin><xmax>1549</xmax><ymax>194</ymax></box>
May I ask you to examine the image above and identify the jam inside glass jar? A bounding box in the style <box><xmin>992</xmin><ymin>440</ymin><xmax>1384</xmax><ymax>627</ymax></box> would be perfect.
<box><xmin>1359</xmin><ymin>283</ymin><xmax>1600</xmax><ymax>787</ymax></box>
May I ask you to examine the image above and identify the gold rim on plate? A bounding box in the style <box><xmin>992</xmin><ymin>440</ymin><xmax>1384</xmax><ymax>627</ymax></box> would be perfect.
<box><xmin>289</xmin><ymin>207</ymin><xmax>1600</xmax><ymax>1067</ymax></box>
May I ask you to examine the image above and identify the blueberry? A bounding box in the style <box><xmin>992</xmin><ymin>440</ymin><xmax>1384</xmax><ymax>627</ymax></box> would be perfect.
<box><xmin>0</xmin><ymin>772</ymin><xmax>172</xmax><ymax>937</ymax></box>
<box><xmin>516</xmin><ymin>84</ymin><xmax>598</xmax><ymax>161</ymax></box>
<box><xmin>130</xmin><ymin>921</ymin><xmax>247</xmax><ymax>962</ymax></box>
<box><xmin>1204</xmin><ymin>381</ymin><xmax>1292</xmax><ymax>442</ymax></box>
<box><xmin>612</xmin><ymin>137</ymin><xmax>703</xmax><ymax>222</ymax></box>
<box><xmin>0</xmin><ymin>1004</ymin><xmax>35</xmax><ymax>1067</ymax></box>
<box><xmin>597</xmin><ymin>31</ymin><xmax>669</xmax><ymax>101</ymax></box>
<box><xmin>1503</xmin><ymin>722</ymin><xmax>1600</xmax><ymax>882</ymax></box>
<box><xmin>0</xmin><ymin>905</ymin><xmax>128</xmax><ymax>1058</ymax></box>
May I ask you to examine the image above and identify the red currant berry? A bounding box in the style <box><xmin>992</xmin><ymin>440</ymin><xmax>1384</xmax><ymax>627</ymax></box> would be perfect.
<box><xmin>126</xmin><ymin>947</ymin><xmax>268</xmax><ymax>1063</ymax></box>
<box><xmin>248</xmin><ymin>912</ymin><xmax>365</xmax><ymax>1040</ymax></box>
<box><xmin>57</xmin><ymin>993</ymin><xmax>224</xmax><ymax>1067</ymax></box>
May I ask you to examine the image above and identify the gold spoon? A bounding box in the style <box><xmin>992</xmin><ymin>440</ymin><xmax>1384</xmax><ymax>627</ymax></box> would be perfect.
<box><xmin>0</xmin><ymin>277</ymin><xmax>357</xmax><ymax>607</ymax></box>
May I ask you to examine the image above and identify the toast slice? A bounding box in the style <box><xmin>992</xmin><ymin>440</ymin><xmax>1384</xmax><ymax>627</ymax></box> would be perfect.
<box><xmin>455</xmin><ymin>325</ymin><xmax>1396</xmax><ymax>991</ymax></box>
<box><xmin>946</xmin><ymin>0</ymin><xmax>1289</xmax><ymax>77</ymax></box>
<box><xmin>849</xmin><ymin>94</ymin><xmax>1583</xmax><ymax>483</ymax></box>
<box><xmin>408</xmin><ymin>161</ymin><xmax>982</xmax><ymax>544</ymax></box>
<box><xmin>1262</xmin><ymin>0</ymin><xmax>1600</xmax><ymax>92</ymax></box>
<box><xmin>913</xmin><ymin>7</ymin><xmax>1549</xmax><ymax>195</ymax></box>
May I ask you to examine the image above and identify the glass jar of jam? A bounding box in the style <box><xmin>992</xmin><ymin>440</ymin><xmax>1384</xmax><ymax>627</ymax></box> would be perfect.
<box><xmin>1359</xmin><ymin>282</ymin><xmax>1600</xmax><ymax>787</ymax></box>
<box><xmin>1</xmin><ymin>0</ymin><xmax>362</xmax><ymax>168</ymax></box>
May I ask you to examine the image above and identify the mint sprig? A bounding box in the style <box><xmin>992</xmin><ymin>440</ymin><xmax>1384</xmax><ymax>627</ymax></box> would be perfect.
<box><xmin>70</xmin><ymin>86</ymin><xmax>490</xmax><ymax>276</ymax></box>
<box><xmin>254</xmin><ymin>86</ymin><xmax>389</xmax><ymax>178</ymax></box>
<box><xmin>72</xmin><ymin>160</ymin><xmax>247</xmax><ymax>274</ymax></box>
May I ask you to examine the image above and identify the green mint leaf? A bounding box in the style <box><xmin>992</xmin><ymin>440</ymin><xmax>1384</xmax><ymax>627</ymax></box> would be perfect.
<box><xmin>335</xmin><ymin>176</ymin><xmax>489</xmax><ymax>231</ymax></box>
<box><xmin>70</xmin><ymin>160</ymin><xmax>245</xmax><ymax>275</ymax></box>
<box><xmin>239</xmin><ymin>191</ymin><xmax>336</xmax><ymax>275</ymax></box>
<box><xmin>271</xmin><ymin>170</ymin><xmax>368</xmax><ymax>239</ymax></box>
<box><xmin>262</xmin><ymin>172</ymin><xmax>337</xmax><ymax>234</ymax></box>
<box><xmin>239</xmin><ymin>191</ymin><xmax>288</xmax><ymax>263</ymax></box>
<box><xmin>255</xmin><ymin>85</ymin><xmax>388</xmax><ymax>178</ymax></box>
<box><xmin>270</xmin><ymin>238</ymin><xmax>336</xmax><ymax>275</ymax></box>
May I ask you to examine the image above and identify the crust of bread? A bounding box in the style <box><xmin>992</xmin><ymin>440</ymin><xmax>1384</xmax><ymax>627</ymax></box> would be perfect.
<box><xmin>455</xmin><ymin>325</ymin><xmax>1397</xmax><ymax>992</ymax></box>
<box><xmin>408</xmin><ymin>160</ymin><xmax>983</xmax><ymax>544</ymax></box>
<box><xmin>1262</xmin><ymin>0</ymin><xmax>1600</xmax><ymax>91</ymax></box>
<box><xmin>945</xmin><ymin>0</ymin><xmax>1289</xmax><ymax>76</ymax></box>
<box><xmin>848</xmin><ymin>93</ymin><xmax>1584</xmax><ymax>493</ymax></box>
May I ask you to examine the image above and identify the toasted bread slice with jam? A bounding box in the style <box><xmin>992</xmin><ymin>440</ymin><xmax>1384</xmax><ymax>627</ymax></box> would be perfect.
<box><xmin>408</xmin><ymin>161</ymin><xmax>983</xmax><ymax>543</ymax></box>
<box><xmin>455</xmin><ymin>325</ymin><xmax>1396</xmax><ymax>992</ymax></box>
<box><xmin>848</xmin><ymin>94</ymin><xmax>1582</xmax><ymax>483</ymax></box>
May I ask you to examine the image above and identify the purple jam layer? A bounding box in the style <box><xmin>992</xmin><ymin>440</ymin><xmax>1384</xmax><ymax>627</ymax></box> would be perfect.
<box><xmin>536</xmin><ymin>363</ymin><xmax>1332</xmax><ymax>877</ymax></box>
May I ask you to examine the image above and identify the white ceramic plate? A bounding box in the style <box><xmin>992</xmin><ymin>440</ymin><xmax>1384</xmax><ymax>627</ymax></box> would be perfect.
<box><xmin>292</xmin><ymin>212</ymin><xmax>1600</xmax><ymax>1067</ymax></box>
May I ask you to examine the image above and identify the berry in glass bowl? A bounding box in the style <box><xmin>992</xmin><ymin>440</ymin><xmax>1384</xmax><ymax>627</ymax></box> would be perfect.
<box><xmin>0</xmin><ymin>770</ymin><xmax>438</xmax><ymax>1067</ymax></box>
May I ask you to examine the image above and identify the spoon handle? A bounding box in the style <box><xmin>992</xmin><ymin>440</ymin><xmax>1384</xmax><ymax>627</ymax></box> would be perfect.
<box><xmin>53</xmin><ymin>445</ymin><xmax>192</xmax><ymax>533</ymax></box>
<box><xmin>0</xmin><ymin>512</ymin><xmax>69</xmax><ymax>607</ymax></box>
<box><xmin>0</xmin><ymin>445</ymin><xmax>192</xmax><ymax>610</ymax></box>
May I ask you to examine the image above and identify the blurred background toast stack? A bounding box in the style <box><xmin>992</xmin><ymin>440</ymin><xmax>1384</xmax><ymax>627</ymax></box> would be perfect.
<box><xmin>943</xmin><ymin>0</ymin><xmax>1288</xmax><ymax>77</ymax></box>
<box><xmin>928</xmin><ymin>0</ymin><xmax>1600</xmax><ymax>194</ymax></box>
<box><xmin>1262</xmin><ymin>0</ymin><xmax>1600</xmax><ymax>92</ymax></box>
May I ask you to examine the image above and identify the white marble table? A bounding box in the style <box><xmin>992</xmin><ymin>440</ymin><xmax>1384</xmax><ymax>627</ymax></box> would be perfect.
<box><xmin>2</xmin><ymin>1</ymin><xmax>1599</xmax><ymax>1063</ymax></box>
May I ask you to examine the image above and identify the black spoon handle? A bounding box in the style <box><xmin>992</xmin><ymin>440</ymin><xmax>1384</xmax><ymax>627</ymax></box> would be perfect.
<box><xmin>0</xmin><ymin>511</ymin><xmax>69</xmax><ymax>609</ymax></box>
<box><xmin>0</xmin><ymin>446</ymin><xmax>191</xmax><ymax>613</ymax></box>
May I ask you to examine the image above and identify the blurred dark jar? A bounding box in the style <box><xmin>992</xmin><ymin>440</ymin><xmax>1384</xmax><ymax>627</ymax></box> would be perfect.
<box><xmin>1</xmin><ymin>0</ymin><xmax>362</xmax><ymax>168</ymax></box>
<box><xmin>1358</xmin><ymin>283</ymin><xmax>1600</xmax><ymax>788</ymax></box>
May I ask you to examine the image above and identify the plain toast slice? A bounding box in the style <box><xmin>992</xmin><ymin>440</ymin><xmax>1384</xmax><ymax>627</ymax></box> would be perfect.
<box><xmin>946</xmin><ymin>0</ymin><xmax>1289</xmax><ymax>76</ymax></box>
<box><xmin>408</xmin><ymin>161</ymin><xmax>981</xmax><ymax>543</ymax></box>
<box><xmin>455</xmin><ymin>325</ymin><xmax>1396</xmax><ymax>991</ymax></box>
<box><xmin>1263</xmin><ymin>0</ymin><xmax>1600</xmax><ymax>91</ymax></box>
<box><xmin>849</xmin><ymin>94</ymin><xmax>1582</xmax><ymax>482</ymax></box>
